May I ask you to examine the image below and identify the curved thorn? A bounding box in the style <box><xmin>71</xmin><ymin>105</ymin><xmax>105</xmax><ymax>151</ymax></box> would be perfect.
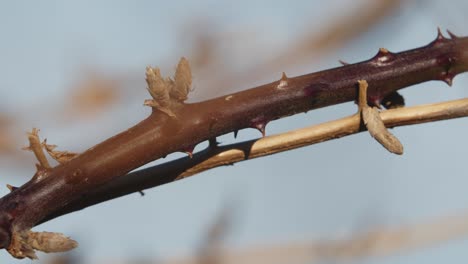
<box><xmin>447</xmin><ymin>30</ymin><xmax>458</xmax><ymax>39</ymax></box>
<box><xmin>437</xmin><ymin>27</ymin><xmax>444</xmax><ymax>40</ymax></box>
<box><xmin>339</xmin><ymin>60</ymin><xmax>349</xmax><ymax>66</ymax></box>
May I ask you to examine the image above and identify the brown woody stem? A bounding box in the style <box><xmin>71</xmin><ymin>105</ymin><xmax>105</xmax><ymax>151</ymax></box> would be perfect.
<box><xmin>43</xmin><ymin>97</ymin><xmax>468</xmax><ymax>221</ymax></box>
<box><xmin>0</xmin><ymin>31</ymin><xmax>467</xmax><ymax>257</ymax></box>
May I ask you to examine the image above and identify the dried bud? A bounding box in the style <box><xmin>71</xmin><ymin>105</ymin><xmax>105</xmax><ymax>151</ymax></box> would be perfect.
<box><xmin>28</xmin><ymin>231</ymin><xmax>78</xmax><ymax>253</ymax></box>
<box><xmin>145</xmin><ymin>66</ymin><xmax>171</xmax><ymax>107</ymax></box>
<box><xmin>171</xmin><ymin>57</ymin><xmax>192</xmax><ymax>102</ymax></box>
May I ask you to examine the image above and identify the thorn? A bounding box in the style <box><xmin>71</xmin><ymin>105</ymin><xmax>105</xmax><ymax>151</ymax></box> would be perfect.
<box><xmin>138</xmin><ymin>190</ymin><xmax>145</xmax><ymax>196</ymax></box>
<box><xmin>339</xmin><ymin>60</ymin><xmax>349</xmax><ymax>66</ymax></box>
<box><xmin>437</xmin><ymin>27</ymin><xmax>445</xmax><ymax>40</ymax></box>
<box><xmin>253</xmin><ymin>123</ymin><xmax>266</xmax><ymax>137</ymax></box>
<box><xmin>379</xmin><ymin>47</ymin><xmax>389</xmax><ymax>54</ymax></box>
<box><xmin>441</xmin><ymin>75</ymin><xmax>453</xmax><ymax>86</ymax></box>
<box><xmin>233</xmin><ymin>130</ymin><xmax>238</xmax><ymax>139</ymax></box>
<box><xmin>373</xmin><ymin>48</ymin><xmax>394</xmax><ymax>64</ymax></box>
<box><xmin>277</xmin><ymin>72</ymin><xmax>289</xmax><ymax>89</ymax></box>
<box><xmin>434</xmin><ymin>27</ymin><xmax>448</xmax><ymax>43</ymax></box>
<box><xmin>431</xmin><ymin>28</ymin><xmax>449</xmax><ymax>47</ymax></box>
<box><xmin>281</xmin><ymin>72</ymin><xmax>288</xmax><ymax>80</ymax></box>
<box><xmin>447</xmin><ymin>29</ymin><xmax>458</xmax><ymax>39</ymax></box>
<box><xmin>182</xmin><ymin>145</ymin><xmax>195</xmax><ymax>158</ymax></box>
<box><xmin>6</xmin><ymin>184</ymin><xmax>17</xmax><ymax>192</ymax></box>
<box><xmin>250</xmin><ymin>117</ymin><xmax>269</xmax><ymax>137</ymax></box>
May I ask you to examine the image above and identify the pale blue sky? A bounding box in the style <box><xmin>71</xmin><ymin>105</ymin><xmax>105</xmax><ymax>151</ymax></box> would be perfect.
<box><xmin>0</xmin><ymin>1</ymin><xmax>467</xmax><ymax>263</ymax></box>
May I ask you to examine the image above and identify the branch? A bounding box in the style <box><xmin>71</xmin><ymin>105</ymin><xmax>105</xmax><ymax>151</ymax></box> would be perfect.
<box><xmin>0</xmin><ymin>30</ymin><xmax>467</xmax><ymax>259</ymax></box>
<box><xmin>45</xmin><ymin>97</ymin><xmax>468</xmax><ymax>221</ymax></box>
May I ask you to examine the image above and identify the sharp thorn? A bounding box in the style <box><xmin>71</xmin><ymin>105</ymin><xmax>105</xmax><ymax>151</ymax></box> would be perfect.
<box><xmin>277</xmin><ymin>72</ymin><xmax>289</xmax><ymax>89</ymax></box>
<box><xmin>182</xmin><ymin>145</ymin><xmax>195</xmax><ymax>158</ymax></box>
<box><xmin>233</xmin><ymin>130</ymin><xmax>239</xmax><ymax>139</ymax></box>
<box><xmin>339</xmin><ymin>60</ymin><xmax>349</xmax><ymax>66</ymax></box>
<box><xmin>379</xmin><ymin>47</ymin><xmax>389</xmax><ymax>54</ymax></box>
<box><xmin>443</xmin><ymin>77</ymin><xmax>453</xmax><ymax>86</ymax></box>
<box><xmin>6</xmin><ymin>184</ymin><xmax>17</xmax><ymax>192</ymax></box>
<box><xmin>254</xmin><ymin>123</ymin><xmax>266</xmax><ymax>137</ymax></box>
<box><xmin>281</xmin><ymin>72</ymin><xmax>288</xmax><ymax>81</ymax></box>
<box><xmin>437</xmin><ymin>27</ymin><xmax>444</xmax><ymax>40</ymax></box>
<box><xmin>447</xmin><ymin>29</ymin><xmax>458</xmax><ymax>39</ymax></box>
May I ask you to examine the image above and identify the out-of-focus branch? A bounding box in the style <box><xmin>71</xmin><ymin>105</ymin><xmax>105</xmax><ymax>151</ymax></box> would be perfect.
<box><xmin>191</xmin><ymin>0</ymin><xmax>403</xmax><ymax>99</ymax></box>
<box><xmin>159</xmin><ymin>211</ymin><xmax>468</xmax><ymax>264</ymax></box>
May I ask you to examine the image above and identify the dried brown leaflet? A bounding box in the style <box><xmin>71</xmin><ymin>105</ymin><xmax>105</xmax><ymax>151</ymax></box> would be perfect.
<box><xmin>0</xmin><ymin>31</ymin><xmax>467</xmax><ymax>259</ymax></box>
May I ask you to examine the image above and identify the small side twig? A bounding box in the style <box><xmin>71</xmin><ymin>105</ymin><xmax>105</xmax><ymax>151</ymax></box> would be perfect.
<box><xmin>22</xmin><ymin>128</ymin><xmax>51</xmax><ymax>170</ymax></box>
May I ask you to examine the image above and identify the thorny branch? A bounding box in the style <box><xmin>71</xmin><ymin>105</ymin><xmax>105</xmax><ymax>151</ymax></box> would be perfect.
<box><xmin>45</xmin><ymin>97</ymin><xmax>468</xmax><ymax>222</ymax></box>
<box><xmin>0</xmin><ymin>30</ymin><xmax>467</xmax><ymax>259</ymax></box>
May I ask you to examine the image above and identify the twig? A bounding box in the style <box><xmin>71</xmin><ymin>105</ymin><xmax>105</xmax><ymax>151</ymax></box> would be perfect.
<box><xmin>22</xmin><ymin>128</ymin><xmax>51</xmax><ymax>169</ymax></box>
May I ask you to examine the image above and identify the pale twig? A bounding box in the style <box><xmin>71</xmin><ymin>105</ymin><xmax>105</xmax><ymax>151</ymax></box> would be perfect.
<box><xmin>358</xmin><ymin>80</ymin><xmax>404</xmax><ymax>154</ymax></box>
<box><xmin>22</xmin><ymin>128</ymin><xmax>51</xmax><ymax>169</ymax></box>
<box><xmin>176</xmin><ymin>98</ymin><xmax>468</xmax><ymax>180</ymax></box>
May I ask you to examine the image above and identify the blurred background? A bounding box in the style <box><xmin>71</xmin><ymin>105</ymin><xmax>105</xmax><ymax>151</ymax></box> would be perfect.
<box><xmin>0</xmin><ymin>0</ymin><xmax>467</xmax><ymax>263</ymax></box>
